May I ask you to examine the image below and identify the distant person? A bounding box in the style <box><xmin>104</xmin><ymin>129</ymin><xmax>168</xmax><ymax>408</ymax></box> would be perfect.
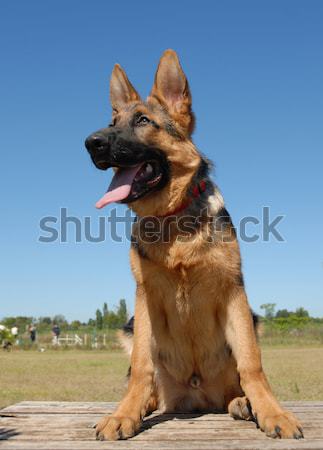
<box><xmin>0</xmin><ymin>325</ymin><xmax>12</xmax><ymax>351</ymax></box>
<box><xmin>11</xmin><ymin>325</ymin><xmax>18</xmax><ymax>344</ymax></box>
<box><xmin>29</xmin><ymin>324</ymin><xmax>36</xmax><ymax>343</ymax></box>
<box><xmin>52</xmin><ymin>323</ymin><xmax>60</xmax><ymax>345</ymax></box>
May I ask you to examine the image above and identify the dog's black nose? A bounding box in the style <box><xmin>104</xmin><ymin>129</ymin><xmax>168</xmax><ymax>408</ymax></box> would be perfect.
<box><xmin>85</xmin><ymin>134</ymin><xmax>107</xmax><ymax>154</ymax></box>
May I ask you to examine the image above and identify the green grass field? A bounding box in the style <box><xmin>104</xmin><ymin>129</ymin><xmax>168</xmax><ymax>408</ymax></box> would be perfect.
<box><xmin>1</xmin><ymin>347</ymin><xmax>323</xmax><ymax>409</ymax></box>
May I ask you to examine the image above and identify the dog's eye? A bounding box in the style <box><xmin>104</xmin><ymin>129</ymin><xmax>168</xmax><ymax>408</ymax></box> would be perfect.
<box><xmin>136</xmin><ymin>116</ymin><xmax>150</xmax><ymax>126</ymax></box>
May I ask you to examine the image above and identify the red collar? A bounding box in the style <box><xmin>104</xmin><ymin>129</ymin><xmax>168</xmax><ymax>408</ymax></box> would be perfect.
<box><xmin>159</xmin><ymin>180</ymin><xmax>207</xmax><ymax>217</ymax></box>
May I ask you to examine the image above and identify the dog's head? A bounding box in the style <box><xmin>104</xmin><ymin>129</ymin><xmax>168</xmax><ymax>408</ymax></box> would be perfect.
<box><xmin>85</xmin><ymin>50</ymin><xmax>203</xmax><ymax>216</ymax></box>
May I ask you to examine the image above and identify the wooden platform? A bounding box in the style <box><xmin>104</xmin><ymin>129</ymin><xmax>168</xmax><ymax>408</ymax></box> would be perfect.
<box><xmin>1</xmin><ymin>401</ymin><xmax>323</xmax><ymax>449</ymax></box>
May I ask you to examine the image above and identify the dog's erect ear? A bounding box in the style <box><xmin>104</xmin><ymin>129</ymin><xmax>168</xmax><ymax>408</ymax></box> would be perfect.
<box><xmin>110</xmin><ymin>64</ymin><xmax>141</xmax><ymax>113</ymax></box>
<box><xmin>150</xmin><ymin>50</ymin><xmax>194</xmax><ymax>136</ymax></box>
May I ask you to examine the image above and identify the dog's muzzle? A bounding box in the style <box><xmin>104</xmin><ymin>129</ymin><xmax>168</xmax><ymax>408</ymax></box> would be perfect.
<box><xmin>85</xmin><ymin>131</ymin><xmax>118</xmax><ymax>170</ymax></box>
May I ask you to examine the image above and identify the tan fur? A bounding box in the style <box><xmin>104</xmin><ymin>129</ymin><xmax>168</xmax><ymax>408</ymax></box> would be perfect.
<box><xmin>116</xmin><ymin>330</ymin><xmax>133</xmax><ymax>357</ymax></box>
<box><xmin>95</xmin><ymin>50</ymin><xmax>303</xmax><ymax>441</ymax></box>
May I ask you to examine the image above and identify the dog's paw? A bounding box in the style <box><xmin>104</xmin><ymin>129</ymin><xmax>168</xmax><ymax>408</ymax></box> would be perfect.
<box><xmin>95</xmin><ymin>415</ymin><xmax>140</xmax><ymax>441</ymax></box>
<box><xmin>255</xmin><ymin>409</ymin><xmax>303</xmax><ymax>439</ymax></box>
<box><xmin>229</xmin><ymin>396</ymin><xmax>253</xmax><ymax>421</ymax></box>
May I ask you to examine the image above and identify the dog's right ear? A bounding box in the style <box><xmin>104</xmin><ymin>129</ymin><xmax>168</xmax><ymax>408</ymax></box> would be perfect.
<box><xmin>110</xmin><ymin>64</ymin><xmax>141</xmax><ymax>113</ymax></box>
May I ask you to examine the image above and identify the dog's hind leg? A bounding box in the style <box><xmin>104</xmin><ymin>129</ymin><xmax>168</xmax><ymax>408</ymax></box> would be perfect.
<box><xmin>228</xmin><ymin>396</ymin><xmax>253</xmax><ymax>421</ymax></box>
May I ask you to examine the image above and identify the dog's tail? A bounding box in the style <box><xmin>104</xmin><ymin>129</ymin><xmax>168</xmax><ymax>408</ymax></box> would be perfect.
<box><xmin>117</xmin><ymin>316</ymin><xmax>134</xmax><ymax>357</ymax></box>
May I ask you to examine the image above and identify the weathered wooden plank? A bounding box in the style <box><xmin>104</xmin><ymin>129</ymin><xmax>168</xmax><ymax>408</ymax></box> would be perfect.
<box><xmin>0</xmin><ymin>413</ymin><xmax>323</xmax><ymax>430</ymax></box>
<box><xmin>1</xmin><ymin>414</ymin><xmax>323</xmax><ymax>430</ymax></box>
<box><xmin>0</xmin><ymin>417</ymin><xmax>254</xmax><ymax>429</ymax></box>
<box><xmin>1</xmin><ymin>439</ymin><xmax>323</xmax><ymax>450</ymax></box>
<box><xmin>0</xmin><ymin>422</ymin><xmax>321</xmax><ymax>441</ymax></box>
<box><xmin>2</xmin><ymin>401</ymin><xmax>323</xmax><ymax>414</ymax></box>
<box><xmin>1</xmin><ymin>401</ymin><xmax>323</xmax><ymax>450</ymax></box>
<box><xmin>1</xmin><ymin>428</ymin><xmax>322</xmax><ymax>441</ymax></box>
<box><xmin>2</xmin><ymin>401</ymin><xmax>323</xmax><ymax>416</ymax></box>
<box><xmin>5</xmin><ymin>401</ymin><xmax>323</xmax><ymax>407</ymax></box>
<box><xmin>0</xmin><ymin>402</ymin><xmax>117</xmax><ymax>415</ymax></box>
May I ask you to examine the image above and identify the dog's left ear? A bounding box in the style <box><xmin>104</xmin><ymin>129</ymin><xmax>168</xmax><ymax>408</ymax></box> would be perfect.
<box><xmin>149</xmin><ymin>50</ymin><xmax>195</xmax><ymax>136</ymax></box>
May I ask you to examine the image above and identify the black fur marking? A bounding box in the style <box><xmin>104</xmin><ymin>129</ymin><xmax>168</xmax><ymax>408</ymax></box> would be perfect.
<box><xmin>213</xmin><ymin>207</ymin><xmax>237</xmax><ymax>241</ymax></box>
<box><xmin>251</xmin><ymin>311</ymin><xmax>259</xmax><ymax>330</ymax></box>
<box><xmin>164</xmin><ymin>121</ymin><xmax>182</xmax><ymax>139</ymax></box>
<box><xmin>275</xmin><ymin>426</ymin><xmax>281</xmax><ymax>435</ymax></box>
<box><xmin>182</xmin><ymin>158</ymin><xmax>212</xmax><ymax>219</ymax></box>
<box><xmin>123</xmin><ymin>316</ymin><xmax>134</xmax><ymax>335</ymax></box>
<box><xmin>214</xmin><ymin>207</ymin><xmax>233</xmax><ymax>227</ymax></box>
<box><xmin>131</xmin><ymin>238</ymin><xmax>148</xmax><ymax>259</ymax></box>
<box><xmin>196</xmin><ymin>156</ymin><xmax>211</xmax><ymax>179</ymax></box>
<box><xmin>146</xmin><ymin>99</ymin><xmax>183</xmax><ymax>139</ymax></box>
<box><xmin>237</xmin><ymin>273</ymin><xmax>245</xmax><ymax>287</ymax></box>
<box><xmin>225</xmin><ymin>343</ymin><xmax>233</xmax><ymax>356</ymax></box>
<box><xmin>123</xmin><ymin>317</ymin><xmax>134</xmax><ymax>379</ymax></box>
<box><xmin>151</xmin><ymin>120</ymin><xmax>160</xmax><ymax>129</ymax></box>
<box><xmin>189</xmin><ymin>156</ymin><xmax>211</xmax><ymax>189</ymax></box>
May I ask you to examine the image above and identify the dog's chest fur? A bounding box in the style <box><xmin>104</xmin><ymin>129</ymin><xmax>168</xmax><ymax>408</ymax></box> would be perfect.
<box><xmin>130</xmin><ymin>229</ymin><xmax>240</xmax><ymax>390</ymax></box>
<box><xmin>130</xmin><ymin>197</ymin><xmax>242</xmax><ymax>410</ymax></box>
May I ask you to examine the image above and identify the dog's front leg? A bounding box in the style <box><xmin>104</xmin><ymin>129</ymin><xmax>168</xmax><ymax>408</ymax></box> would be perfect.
<box><xmin>224</xmin><ymin>286</ymin><xmax>303</xmax><ymax>439</ymax></box>
<box><xmin>96</xmin><ymin>286</ymin><xmax>154</xmax><ymax>440</ymax></box>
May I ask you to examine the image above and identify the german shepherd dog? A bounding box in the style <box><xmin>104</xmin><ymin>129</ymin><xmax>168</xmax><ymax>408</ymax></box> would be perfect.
<box><xmin>85</xmin><ymin>50</ymin><xmax>303</xmax><ymax>441</ymax></box>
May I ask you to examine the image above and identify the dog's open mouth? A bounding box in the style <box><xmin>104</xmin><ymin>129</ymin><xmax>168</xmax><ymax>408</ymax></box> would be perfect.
<box><xmin>96</xmin><ymin>161</ymin><xmax>164</xmax><ymax>209</ymax></box>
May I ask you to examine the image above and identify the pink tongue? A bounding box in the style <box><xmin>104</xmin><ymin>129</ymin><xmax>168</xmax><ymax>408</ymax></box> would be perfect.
<box><xmin>95</xmin><ymin>165</ymin><xmax>142</xmax><ymax>209</ymax></box>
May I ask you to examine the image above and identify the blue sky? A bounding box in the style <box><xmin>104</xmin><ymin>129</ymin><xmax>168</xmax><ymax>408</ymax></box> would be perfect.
<box><xmin>1</xmin><ymin>1</ymin><xmax>322</xmax><ymax>321</ymax></box>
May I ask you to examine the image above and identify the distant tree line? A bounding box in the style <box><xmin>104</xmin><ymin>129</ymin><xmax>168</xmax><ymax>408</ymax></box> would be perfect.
<box><xmin>2</xmin><ymin>301</ymin><xmax>321</xmax><ymax>334</ymax></box>
<box><xmin>260</xmin><ymin>303</ymin><xmax>312</xmax><ymax>320</ymax></box>
<box><xmin>259</xmin><ymin>303</ymin><xmax>323</xmax><ymax>329</ymax></box>
<box><xmin>90</xmin><ymin>299</ymin><xmax>128</xmax><ymax>330</ymax></box>
<box><xmin>0</xmin><ymin>299</ymin><xmax>129</xmax><ymax>332</ymax></box>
